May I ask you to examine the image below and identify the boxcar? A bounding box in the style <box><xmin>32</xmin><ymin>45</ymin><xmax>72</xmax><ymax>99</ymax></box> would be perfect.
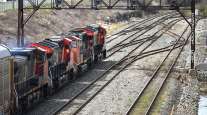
<box><xmin>0</xmin><ymin>44</ymin><xmax>13</xmax><ymax>115</ymax></box>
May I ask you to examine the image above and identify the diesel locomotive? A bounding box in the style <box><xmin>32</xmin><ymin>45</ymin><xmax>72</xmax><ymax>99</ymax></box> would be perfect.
<box><xmin>0</xmin><ymin>24</ymin><xmax>106</xmax><ymax>115</ymax></box>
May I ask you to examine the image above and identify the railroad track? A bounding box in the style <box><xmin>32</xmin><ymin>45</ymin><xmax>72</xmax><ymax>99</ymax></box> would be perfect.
<box><xmin>105</xmin><ymin>12</ymin><xmax>178</xmax><ymax>50</ymax></box>
<box><xmin>26</xmin><ymin>14</ymin><xmax>184</xmax><ymax>115</ymax></box>
<box><xmin>125</xmin><ymin>23</ymin><xmax>191</xmax><ymax>115</ymax></box>
<box><xmin>106</xmin><ymin>15</ymin><xmax>180</xmax><ymax>58</ymax></box>
<box><xmin>119</xmin><ymin>43</ymin><xmax>183</xmax><ymax>65</ymax></box>
<box><xmin>52</xmin><ymin>17</ymin><xmax>182</xmax><ymax>115</ymax></box>
<box><xmin>106</xmin><ymin>11</ymin><xmax>175</xmax><ymax>43</ymax></box>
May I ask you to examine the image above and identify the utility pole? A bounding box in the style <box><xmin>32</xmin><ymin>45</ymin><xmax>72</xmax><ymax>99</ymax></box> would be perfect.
<box><xmin>159</xmin><ymin>0</ymin><xmax>161</xmax><ymax>8</ymax></box>
<box><xmin>12</xmin><ymin>0</ymin><xmax>15</xmax><ymax>9</ymax></box>
<box><xmin>191</xmin><ymin>0</ymin><xmax>195</xmax><ymax>69</ymax></box>
<box><xmin>17</xmin><ymin>0</ymin><xmax>24</xmax><ymax>47</ymax></box>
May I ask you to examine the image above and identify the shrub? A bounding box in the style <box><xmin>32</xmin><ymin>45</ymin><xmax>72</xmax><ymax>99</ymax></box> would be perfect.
<box><xmin>199</xmin><ymin>4</ymin><xmax>207</xmax><ymax>17</ymax></box>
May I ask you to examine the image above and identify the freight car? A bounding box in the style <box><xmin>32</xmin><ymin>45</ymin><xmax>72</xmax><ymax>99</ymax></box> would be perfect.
<box><xmin>0</xmin><ymin>45</ymin><xmax>13</xmax><ymax>115</ymax></box>
<box><xmin>0</xmin><ymin>24</ymin><xmax>107</xmax><ymax>115</ymax></box>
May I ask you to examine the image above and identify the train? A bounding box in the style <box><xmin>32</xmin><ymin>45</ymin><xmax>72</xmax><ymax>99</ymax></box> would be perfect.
<box><xmin>0</xmin><ymin>24</ymin><xmax>106</xmax><ymax>115</ymax></box>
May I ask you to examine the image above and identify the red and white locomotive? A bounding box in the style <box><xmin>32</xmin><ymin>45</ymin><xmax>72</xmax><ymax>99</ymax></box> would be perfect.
<box><xmin>0</xmin><ymin>24</ymin><xmax>106</xmax><ymax>115</ymax></box>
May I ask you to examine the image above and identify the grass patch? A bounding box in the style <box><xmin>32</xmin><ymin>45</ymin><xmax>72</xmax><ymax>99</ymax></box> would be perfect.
<box><xmin>106</xmin><ymin>23</ymin><xmax>127</xmax><ymax>35</ymax></box>
<box><xmin>198</xmin><ymin>4</ymin><xmax>207</xmax><ymax>17</ymax></box>
<box><xmin>131</xmin><ymin>84</ymin><xmax>159</xmax><ymax>115</ymax></box>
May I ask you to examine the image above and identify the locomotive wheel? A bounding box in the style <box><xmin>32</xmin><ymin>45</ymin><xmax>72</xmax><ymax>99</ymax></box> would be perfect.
<box><xmin>43</xmin><ymin>84</ymin><xmax>48</xmax><ymax>98</ymax></box>
<box><xmin>67</xmin><ymin>71</ymin><xmax>72</xmax><ymax>81</ymax></box>
<box><xmin>77</xmin><ymin>66</ymin><xmax>82</xmax><ymax>76</ymax></box>
<box><xmin>19</xmin><ymin>97</ymin><xmax>28</xmax><ymax>114</ymax></box>
<box><xmin>17</xmin><ymin>103</ymin><xmax>24</xmax><ymax>115</ymax></box>
<box><xmin>87</xmin><ymin>59</ymin><xmax>92</xmax><ymax>69</ymax></box>
<box><xmin>94</xmin><ymin>55</ymin><xmax>98</xmax><ymax>63</ymax></box>
<box><xmin>103</xmin><ymin>50</ymin><xmax>107</xmax><ymax>58</ymax></box>
<box><xmin>70</xmin><ymin>70</ymin><xmax>74</xmax><ymax>80</ymax></box>
<box><xmin>70</xmin><ymin>70</ymin><xmax>76</xmax><ymax>81</ymax></box>
<box><xmin>54</xmin><ymin>79</ymin><xmax>59</xmax><ymax>90</ymax></box>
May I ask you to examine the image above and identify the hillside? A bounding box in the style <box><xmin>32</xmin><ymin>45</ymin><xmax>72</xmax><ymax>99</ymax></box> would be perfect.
<box><xmin>0</xmin><ymin>9</ymin><xmax>132</xmax><ymax>47</ymax></box>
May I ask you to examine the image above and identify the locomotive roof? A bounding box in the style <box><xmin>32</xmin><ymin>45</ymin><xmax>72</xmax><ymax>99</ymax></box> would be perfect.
<box><xmin>46</xmin><ymin>38</ymin><xmax>62</xmax><ymax>42</ymax></box>
<box><xmin>87</xmin><ymin>24</ymin><xmax>100</xmax><ymax>29</ymax></box>
<box><xmin>10</xmin><ymin>47</ymin><xmax>36</xmax><ymax>57</ymax></box>
<box><xmin>86</xmin><ymin>24</ymin><xmax>106</xmax><ymax>32</ymax></box>
<box><xmin>63</xmin><ymin>38</ymin><xmax>72</xmax><ymax>46</ymax></box>
<box><xmin>85</xmin><ymin>26</ymin><xmax>97</xmax><ymax>32</ymax></box>
<box><xmin>69</xmin><ymin>28</ymin><xmax>86</xmax><ymax>35</ymax></box>
<box><xmin>49</xmin><ymin>35</ymin><xmax>62</xmax><ymax>39</ymax></box>
<box><xmin>38</xmin><ymin>40</ymin><xmax>59</xmax><ymax>49</ymax></box>
<box><xmin>45</xmin><ymin>35</ymin><xmax>63</xmax><ymax>42</ymax></box>
<box><xmin>83</xmin><ymin>28</ymin><xmax>95</xmax><ymax>36</ymax></box>
<box><xmin>0</xmin><ymin>44</ymin><xmax>11</xmax><ymax>59</ymax></box>
<box><xmin>68</xmin><ymin>28</ymin><xmax>94</xmax><ymax>40</ymax></box>
<box><xmin>29</xmin><ymin>43</ymin><xmax>53</xmax><ymax>54</ymax></box>
<box><xmin>67</xmin><ymin>36</ymin><xmax>81</xmax><ymax>41</ymax></box>
<box><xmin>70</xmin><ymin>28</ymin><xmax>85</xmax><ymax>32</ymax></box>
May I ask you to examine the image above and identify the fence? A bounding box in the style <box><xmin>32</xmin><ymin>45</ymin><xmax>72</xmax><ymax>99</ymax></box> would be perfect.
<box><xmin>0</xmin><ymin>0</ymin><xmax>52</xmax><ymax>12</ymax></box>
<box><xmin>0</xmin><ymin>0</ymin><xmax>101</xmax><ymax>12</ymax></box>
<box><xmin>0</xmin><ymin>1</ymin><xmax>17</xmax><ymax>12</ymax></box>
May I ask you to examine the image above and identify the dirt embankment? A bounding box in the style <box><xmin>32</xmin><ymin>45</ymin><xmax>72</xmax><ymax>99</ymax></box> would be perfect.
<box><xmin>0</xmin><ymin>9</ymin><xmax>132</xmax><ymax>47</ymax></box>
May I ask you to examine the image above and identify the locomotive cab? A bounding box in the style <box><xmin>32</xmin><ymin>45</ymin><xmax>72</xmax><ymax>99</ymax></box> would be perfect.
<box><xmin>29</xmin><ymin>43</ymin><xmax>53</xmax><ymax>90</ymax></box>
<box><xmin>38</xmin><ymin>40</ymin><xmax>62</xmax><ymax>64</ymax></box>
<box><xmin>43</xmin><ymin>37</ymin><xmax>72</xmax><ymax>89</ymax></box>
<box><xmin>11</xmin><ymin>48</ymin><xmax>37</xmax><ymax>91</ymax></box>
<box><xmin>63</xmin><ymin>35</ymin><xmax>92</xmax><ymax>78</ymax></box>
<box><xmin>45</xmin><ymin>35</ymin><xmax>70</xmax><ymax>62</ymax></box>
<box><xmin>69</xmin><ymin>29</ymin><xmax>93</xmax><ymax>68</ymax></box>
<box><xmin>45</xmin><ymin>36</ymin><xmax>72</xmax><ymax>66</ymax></box>
<box><xmin>0</xmin><ymin>44</ymin><xmax>12</xmax><ymax>115</ymax></box>
<box><xmin>86</xmin><ymin>24</ymin><xmax>106</xmax><ymax>46</ymax></box>
<box><xmin>10</xmin><ymin>48</ymin><xmax>45</xmax><ymax>111</ymax></box>
<box><xmin>66</xmin><ymin>36</ymin><xmax>81</xmax><ymax>66</ymax></box>
<box><xmin>86</xmin><ymin>24</ymin><xmax>107</xmax><ymax>59</ymax></box>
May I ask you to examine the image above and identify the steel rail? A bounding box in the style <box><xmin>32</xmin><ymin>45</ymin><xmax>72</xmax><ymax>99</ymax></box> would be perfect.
<box><xmin>51</xmin><ymin>17</ymin><xmax>181</xmax><ymax>115</ymax></box>
<box><xmin>106</xmin><ymin>12</ymin><xmax>177</xmax><ymax>46</ymax></box>
<box><xmin>107</xmin><ymin>13</ymin><xmax>176</xmax><ymax>50</ymax></box>
<box><xmin>51</xmin><ymin>26</ymin><xmax>154</xmax><ymax>115</ymax></box>
<box><xmin>70</xmin><ymin>19</ymin><xmax>182</xmax><ymax>115</ymax></box>
<box><xmin>144</xmin><ymin>19</ymin><xmax>200</xmax><ymax>115</ymax></box>
<box><xmin>106</xmin><ymin>16</ymin><xmax>180</xmax><ymax>58</ymax></box>
<box><xmin>125</xmin><ymin>24</ymin><xmax>190</xmax><ymax>115</ymax></box>
<box><xmin>106</xmin><ymin>11</ymin><xmax>174</xmax><ymax>43</ymax></box>
<box><xmin>144</xmin><ymin>29</ymin><xmax>191</xmax><ymax>115</ymax></box>
<box><xmin>106</xmin><ymin>18</ymin><xmax>181</xmax><ymax>58</ymax></box>
<box><xmin>122</xmin><ymin>43</ymin><xmax>183</xmax><ymax>63</ymax></box>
